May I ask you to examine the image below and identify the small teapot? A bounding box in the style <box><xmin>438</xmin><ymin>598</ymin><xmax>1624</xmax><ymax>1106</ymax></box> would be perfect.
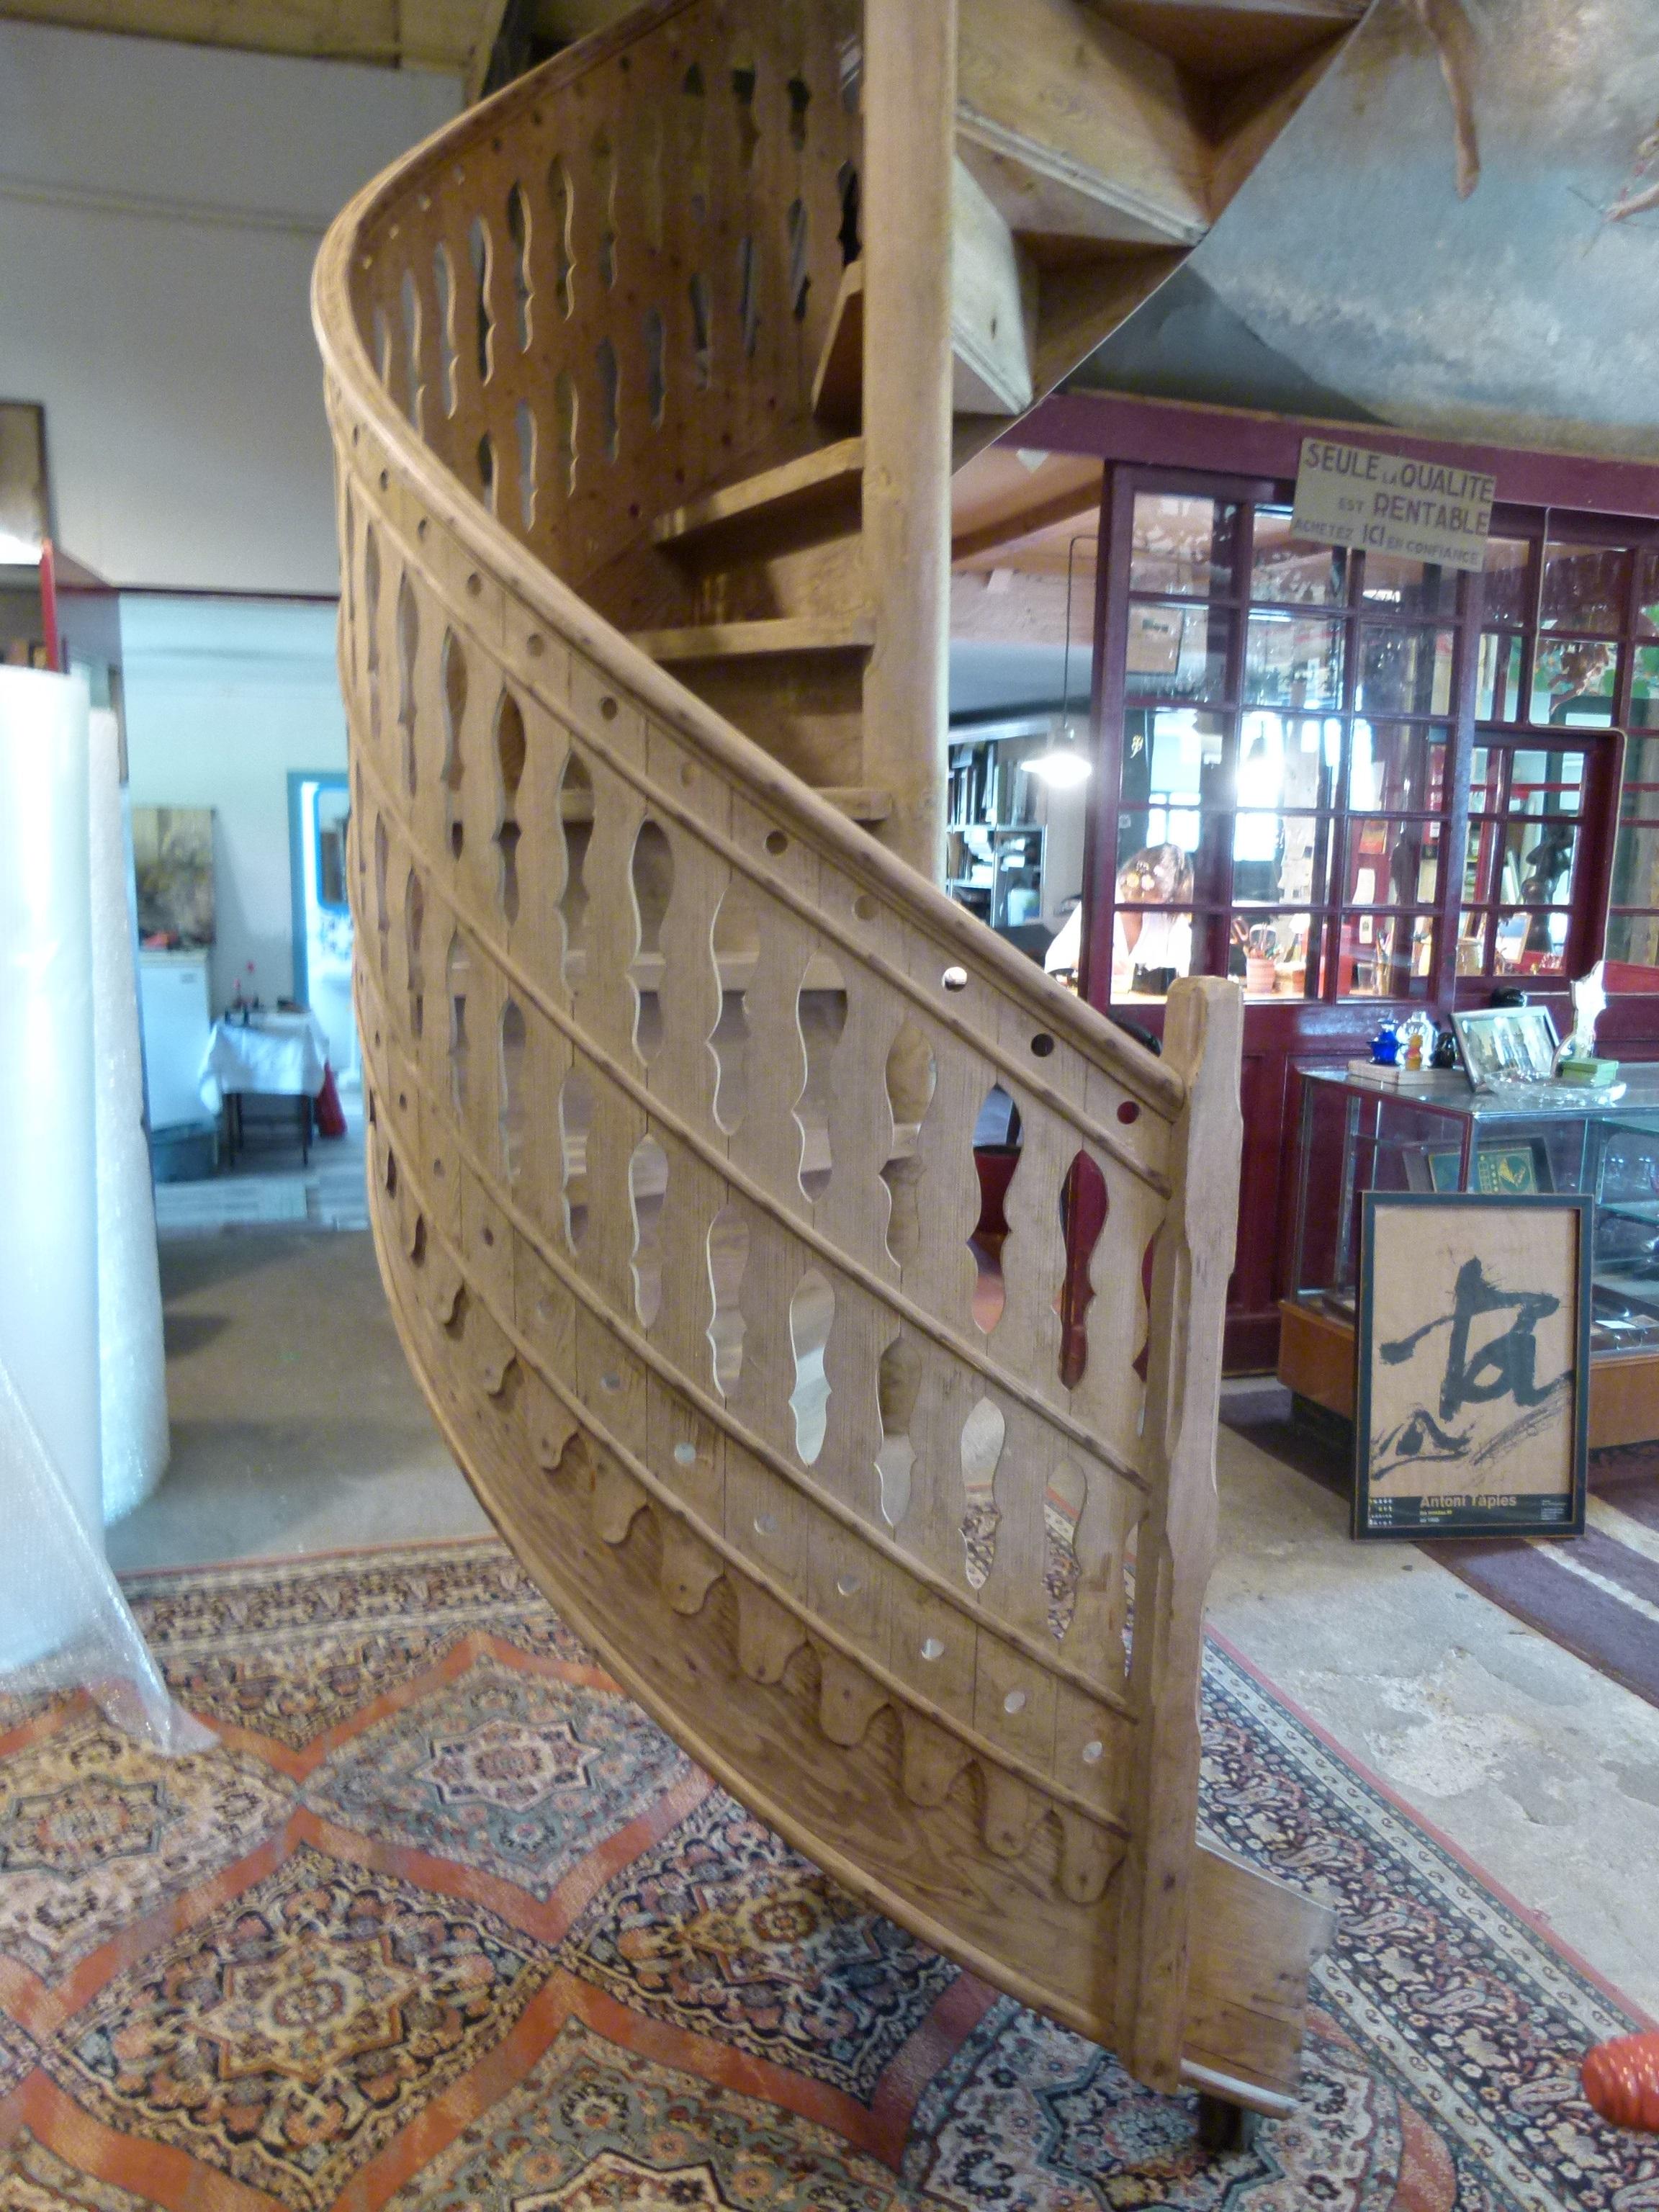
<box><xmin>1368</xmin><ymin>1020</ymin><xmax>1400</xmax><ymax>1066</ymax></box>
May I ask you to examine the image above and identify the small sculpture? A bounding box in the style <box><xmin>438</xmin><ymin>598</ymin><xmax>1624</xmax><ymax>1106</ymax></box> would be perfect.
<box><xmin>1555</xmin><ymin>961</ymin><xmax>1617</xmax><ymax>1084</ymax></box>
<box><xmin>1557</xmin><ymin>961</ymin><xmax>1606</xmax><ymax>1069</ymax></box>
<box><xmin>1395</xmin><ymin>1012</ymin><xmax>1437</xmax><ymax>1073</ymax></box>
<box><xmin>1370</xmin><ymin>1020</ymin><xmax>1400</xmax><ymax>1066</ymax></box>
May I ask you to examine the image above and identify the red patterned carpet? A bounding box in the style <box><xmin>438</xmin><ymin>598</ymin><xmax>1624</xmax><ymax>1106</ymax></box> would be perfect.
<box><xmin>0</xmin><ymin>1538</ymin><xmax>1653</xmax><ymax>2211</ymax></box>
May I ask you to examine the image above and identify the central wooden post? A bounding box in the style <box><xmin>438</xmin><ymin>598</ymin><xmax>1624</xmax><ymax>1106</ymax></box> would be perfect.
<box><xmin>860</xmin><ymin>0</ymin><xmax>956</xmax><ymax>884</ymax></box>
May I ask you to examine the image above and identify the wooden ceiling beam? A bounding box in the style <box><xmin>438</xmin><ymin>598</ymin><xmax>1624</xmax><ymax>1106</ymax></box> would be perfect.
<box><xmin>0</xmin><ymin>0</ymin><xmax>413</xmax><ymax>66</ymax></box>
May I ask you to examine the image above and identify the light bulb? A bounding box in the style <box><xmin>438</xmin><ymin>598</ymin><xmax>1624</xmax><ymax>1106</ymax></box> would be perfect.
<box><xmin>1025</xmin><ymin>747</ymin><xmax>1092</xmax><ymax>789</ymax></box>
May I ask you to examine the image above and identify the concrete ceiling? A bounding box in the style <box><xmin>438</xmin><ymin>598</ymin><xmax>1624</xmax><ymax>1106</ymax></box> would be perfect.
<box><xmin>1080</xmin><ymin>0</ymin><xmax>1659</xmax><ymax>462</ymax></box>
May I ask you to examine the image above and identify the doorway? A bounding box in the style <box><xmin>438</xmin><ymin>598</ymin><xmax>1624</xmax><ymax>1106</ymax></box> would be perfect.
<box><xmin>287</xmin><ymin>772</ymin><xmax>357</xmax><ymax>1087</ymax></box>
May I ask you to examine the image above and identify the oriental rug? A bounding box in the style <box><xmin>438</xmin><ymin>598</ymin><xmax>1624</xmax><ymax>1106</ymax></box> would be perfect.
<box><xmin>0</xmin><ymin>1537</ymin><xmax>1652</xmax><ymax>2212</ymax></box>
<box><xmin>1224</xmin><ymin>1385</ymin><xmax>1659</xmax><ymax>1711</ymax></box>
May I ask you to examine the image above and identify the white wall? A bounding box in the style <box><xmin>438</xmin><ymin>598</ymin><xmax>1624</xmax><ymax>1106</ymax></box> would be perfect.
<box><xmin>0</xmin><ymin>20</ymin><xmax>459</xmax><ymax>593</ymax></box>
<box><xmin>120</xmin><ymin>595</ymin><xmax>346</xmax><ymax>1018</ymax></box>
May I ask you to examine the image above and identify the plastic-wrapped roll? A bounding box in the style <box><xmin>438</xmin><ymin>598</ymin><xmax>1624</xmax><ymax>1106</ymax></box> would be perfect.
<box><xmin>90</xmin><ymin>705</ymin><xmax>170</xmax><ymax>1522</ymax></box>
<box><xmin>0</xmin><ymin>669</ymin><xmax>101</xmax><ymax>1668</ymax></box>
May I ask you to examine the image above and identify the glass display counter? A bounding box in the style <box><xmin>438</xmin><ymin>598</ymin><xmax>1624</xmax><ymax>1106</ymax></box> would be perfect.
<box><xmin>1280</xmin><ymin>1063</ymin><xmax>1659</xmax><ymax>1449</ymax></box>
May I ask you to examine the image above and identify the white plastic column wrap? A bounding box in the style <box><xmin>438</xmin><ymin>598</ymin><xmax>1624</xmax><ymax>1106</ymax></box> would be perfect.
<box><xmin>0</xmin><ymin>670</ymin><xmax>203</xmax><ymax>1750</ymax></box>
<box><xmin>91</xmin><ymin>704</ymin><xmax>170</xmax><ymax>1521</ymax></box>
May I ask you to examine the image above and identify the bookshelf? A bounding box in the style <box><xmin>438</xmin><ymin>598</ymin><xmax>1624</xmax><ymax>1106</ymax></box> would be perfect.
<box><xmin>945</xmin><ymin>714</ymin><xmax>1055</xmax><ymax>934</ymax></box>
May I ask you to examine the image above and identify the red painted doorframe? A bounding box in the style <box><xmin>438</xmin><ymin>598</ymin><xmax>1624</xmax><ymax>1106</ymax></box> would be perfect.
<box><xmin>1012</xmin><ymin>392</ymin><xmax>1659</xmax><ymax>1369</ymax></box>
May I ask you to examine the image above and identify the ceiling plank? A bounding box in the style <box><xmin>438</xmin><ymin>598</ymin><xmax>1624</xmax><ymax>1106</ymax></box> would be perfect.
<box><xmin>0</xmin><ymin>0</ymin><xmax>410</xmax><ymax>66</ymax></box>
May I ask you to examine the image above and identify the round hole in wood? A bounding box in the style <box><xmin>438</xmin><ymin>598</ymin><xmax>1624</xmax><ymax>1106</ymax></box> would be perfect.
<box><xmin>379</xmin><ymin>469</ymin><xmax>390</xmax><ymax>491</ymax></box>
<box><xmin>351</xmin><ymin>426</ymin><xmax>361</xmax><ymax>445</ymax></box>
<box><xmin>482</xmin><ymin>1226</ymin><xmax>494</xmax><ymax>1246</ymax></box>
<box><xmin>1118</xmin><ymin>1100</ymin><xmax>1141</xmax><ymax>1124</ymax></box>
<box><xmin>853</xmin><ymin>893</ymin><xmax>878</xmax><ymax>922</ymax></box>
<box><xmin>397</xmin><ymin>1091</ymin><xmax>408</xmax><ymax>1111</ymax></box>
<box><xmin>1082</xmin><ymin>1739</ymin><xmax>1103</xmax><ymax>1763</ymax></box>
<box><xmin>765</xmin><ymin>830</ymin><xmax>788</xmax><ymax>856</ymax></box>
<box><xmin>1003</xmin><ymin>1689</ymin><xmax>1028</xmax><ymax>1714</ymax></box>
<box><xmin>466</xmin><ymin>572</ymin><xmax>482</xmax><ymax>597</ymax></box>
<box><xmin>836</xmin><ymin>1572</ymin><xmax>861</xmax><ymax>1597</ymax></box>
<box><xmin>1030</xmin><ymin>1032</ymin><xmax>1056</xmax><ymax>1058</ymax></box>
<box><xmin>601</xmin><ymin>1372</ymin><xmax>621</xmax><ymax>1393</ymax></box>
<box><xmin>600</xmin><ymin>695</ymin><xmax>619</xmax><ymax>721</ymax></box>
<box><xmin>416</xmin><ymin>518</ymin><xmax>429</xmax><ymax>541</ymax></box>
<box><xmin>673</xmin><ymin>1441</ymin><xmax>698</xmax><ymax>1466</ymax></box>
<box><xmin>526</xmin><ymin>632</ymin><xmax>545</xmax><ymax>657</ymax></box>
<box><xmin>920</xmin><ymin>1636</ymin><xmax>945</xmax><ymax>1661</ymax></box>
<box><xmin>433</xmin><ymin>1158</ymin><xmax>446</xmax><ymax>1178</ymax></box>
<box><xmin>941</xmin><ymin>966</ymin><xmax>968</xmax><ymax>992</ymax></box>
<box><xmin>753</xmin><ymin>1512</ymin><xmax>778</xmax><ymax>1536</ymax></box>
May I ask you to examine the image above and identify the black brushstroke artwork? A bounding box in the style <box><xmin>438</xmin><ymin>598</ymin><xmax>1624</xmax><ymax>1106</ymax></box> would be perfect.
<box><xmin>1372</xmin><ymin>1256</ymin><xmax>1568</xmax><ymax>1480</ymax></box>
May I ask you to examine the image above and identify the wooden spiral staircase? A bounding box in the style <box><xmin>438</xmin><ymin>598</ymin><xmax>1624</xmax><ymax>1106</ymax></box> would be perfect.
<box><xmin>314</xmin><ymin>0</ymin><xmax>1359</xmax><ymax>2131</ymax></box>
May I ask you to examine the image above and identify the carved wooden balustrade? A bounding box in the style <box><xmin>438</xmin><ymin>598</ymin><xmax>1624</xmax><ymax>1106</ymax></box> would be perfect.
<box><xmin>316</xmin><ymin>0</ymin><xmax>1336</xmax><ymax>2123</ymax></box>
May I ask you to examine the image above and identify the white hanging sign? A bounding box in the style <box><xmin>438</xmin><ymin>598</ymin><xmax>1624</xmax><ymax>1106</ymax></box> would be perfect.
<box><xmin>1292</xmin><ymin>438</ymin><xmax>1495</xmax><ymax>572</ymax></box>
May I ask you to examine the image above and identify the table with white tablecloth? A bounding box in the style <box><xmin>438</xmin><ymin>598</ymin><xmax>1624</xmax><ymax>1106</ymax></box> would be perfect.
<box><xmin>198</xmin><ymin>1012</ymin><xmax>331</xmax><ymax>1162</ymax></box>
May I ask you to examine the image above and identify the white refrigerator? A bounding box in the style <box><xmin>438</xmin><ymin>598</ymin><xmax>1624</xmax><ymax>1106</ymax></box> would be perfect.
<box><xmin>138</xmin><ymin>948</ymin><xmax>214</xmax><ymax>1132</ymax></box>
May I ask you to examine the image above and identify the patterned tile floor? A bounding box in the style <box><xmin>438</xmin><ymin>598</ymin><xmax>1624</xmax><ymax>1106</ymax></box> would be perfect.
<box><xmin>1</xmin><ymin>1539</ymin><xmax>1655</xmax><ymax>2212</ymax></box>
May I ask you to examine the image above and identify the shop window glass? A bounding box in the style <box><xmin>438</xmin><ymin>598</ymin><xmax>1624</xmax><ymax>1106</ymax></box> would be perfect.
<box><xmin>1337</xmin><ymin>912</ymin><xmax>1434</xmax><ymax>998</ymax></box>
<box><xmin>1344</xmin><ymin>819</ymin><xmax>1440</xmax><ymax>907</ymax></box>
<box><xmin>1638</xmin><ymin>549</ymin><xmax>1659</xmax><ymax>637</ymax></box>
<box><xmin>1124</xmin><ymin>603</ymin><xmax>1230</xmax><ymax>701</ymax></box>
<box><xmin>1476</xmin><ymin>631</ymin><xmax>1523</xmax><ymax>721</ymax></box>
<box><xmin>1456</xmin><ymin>909</ymin><xmax>1489</xmax><ymax>973</ymax></box>
<box><xmin>1483</xmin><ymin>536</ymin><xmax>1532</xmax><ymax>627</ymax></box>
<box><xmin>1500</xmin><ymin>817</ymin><xmax>1577</xmax><ymax>906</ymax></box>
<box><xmin>1250</xmin><ymin>508</ymin><xmax>1346</xmax><ymax>605</ymax></box>
<box><xmin>1120</xmin><ymin>706</ymin><xmax>1224</xmax><ymax>819</ymax></box>
<box><xmin>1463</xmin><ymin>820</ymin><xmax>1500</xmax><ymax>904</ymax></box>
<box><xmin>1620</xmin><ymin>734</ymin><xmax>1659</xmax><ymax>816</ymax></box>
<box><xmin>1507</xmin><ymin>747</ymin><xmax>1584</xmax><ymax>816</ymax></box>
<box><xmin>1231</xmin><ymin>813</ymin><xmax>1322</xmax><ymax>908</ymax></box>
<box><xmin>1234</xmin><ymin>912</ymin><xmax>1316</xmax><ymax>998</ymax></box>
<box><xmin>1117</xmin><ymin>809</ymin><xmax>1205</xmax><ymax>876</ymax></box>
<box><xmin>1347</xmin><ymin>722</ymin><xmax>1446</xmax><ymax>813</ymax></box>
<box><xmin>1243</xmin><ymin>613</ymin><xmax>1344</xmax><ymax>709</ymax></box>
<box><xmin>1112</xmin><ymin>884</ymin><xmax>1193</xmax><ymax>998</ymax></box>
<box><xmin>1629</xmin><ymin>643</ymin><xmax>1659</xmax><ymax>725</ymax></box>
<box><xmin>1129</xmin><ymin>494</ymin><xmax>1236</xmax><ymax>598</ymax></box>
<box><xmin>1606</xmin><ymin>910</ymin><xmax>1659</xmax><ymax>970</ymax></box>
<box><xmin>1540</xmin><ymin>541</ymin><xmax>1629</xmax><ymax>635</ymax></box>
<box><xmin>1237</xmin><ymin>711</ymin><xmax>1337</xmax><ymax>811</ymax></box>
<box><xmin>1493</xmin><ymin>905</ymin><xmax>1568</xmax><ymax>974</ymax></box>
<box><xmin>1467</xmin><ymin>745</ymin><xmax>1501</xmax><ymax>811</ymax></box>
<box><xmin>1530</xmin><ymin>639</ymin><xmax>1617</xmax><ymax>726</ymax></box>
<box><xmin>1355</xmin><ymin>626</ymin><xmax>1455</xmax><ymax>716</ymax></box>
<box><xmin>1360</xmin><ymin>549</ymin><xmax>1460</xmax><ymax>620</ymax></box>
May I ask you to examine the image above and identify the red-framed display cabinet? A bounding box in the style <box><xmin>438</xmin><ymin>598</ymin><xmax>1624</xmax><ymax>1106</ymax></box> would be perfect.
<box><xmin>1019</xmin><ymin>394</ymin><xmax>1659</xmax><ymax>1368</ymax></box>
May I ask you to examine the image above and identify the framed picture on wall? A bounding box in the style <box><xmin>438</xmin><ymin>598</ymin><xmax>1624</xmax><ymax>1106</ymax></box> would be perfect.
<box><xmin>1354</xmin><ymin>1192</ymin><xmax>1589</xmax><ymax>1541</ymax></box>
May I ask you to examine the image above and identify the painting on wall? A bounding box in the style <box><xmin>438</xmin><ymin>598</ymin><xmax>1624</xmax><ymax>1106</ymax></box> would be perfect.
<box><xmin>1354</xmin><ymin>1192</ymin><xmax>1588</xmax><ymax>1541</ymax></box>
<box><xmin>132</xmin><ymin>806</ymin><xmax>215</xmax><ymax>948</ymax></box>
<box><xmin>0</xmin><ymin>402</ymin><xmax>48</xmax><ymax>565</ymax></box>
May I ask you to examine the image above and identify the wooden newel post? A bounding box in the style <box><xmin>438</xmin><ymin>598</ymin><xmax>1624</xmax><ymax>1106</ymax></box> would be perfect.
<box><xmin>860</xmin><ymin>0</ymin><xmax>956</xmax><ymax>886</ymax></box>
<box><xmin>1115</xmin><ymin>974</ymin><xmax>1244</xmax><ymax>2089</ymax></box>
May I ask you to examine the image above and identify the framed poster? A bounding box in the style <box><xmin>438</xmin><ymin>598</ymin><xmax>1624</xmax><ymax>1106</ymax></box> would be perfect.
<box><xmin>1354</xmin><ymin>1192</ymin><xmax>1589</xmax><ymax>1540</ymax></box>
<box><xmin>1451</xmin><ymin>1004</ymin><xmax>1559</xmax><ymax>1086</ymax></box>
